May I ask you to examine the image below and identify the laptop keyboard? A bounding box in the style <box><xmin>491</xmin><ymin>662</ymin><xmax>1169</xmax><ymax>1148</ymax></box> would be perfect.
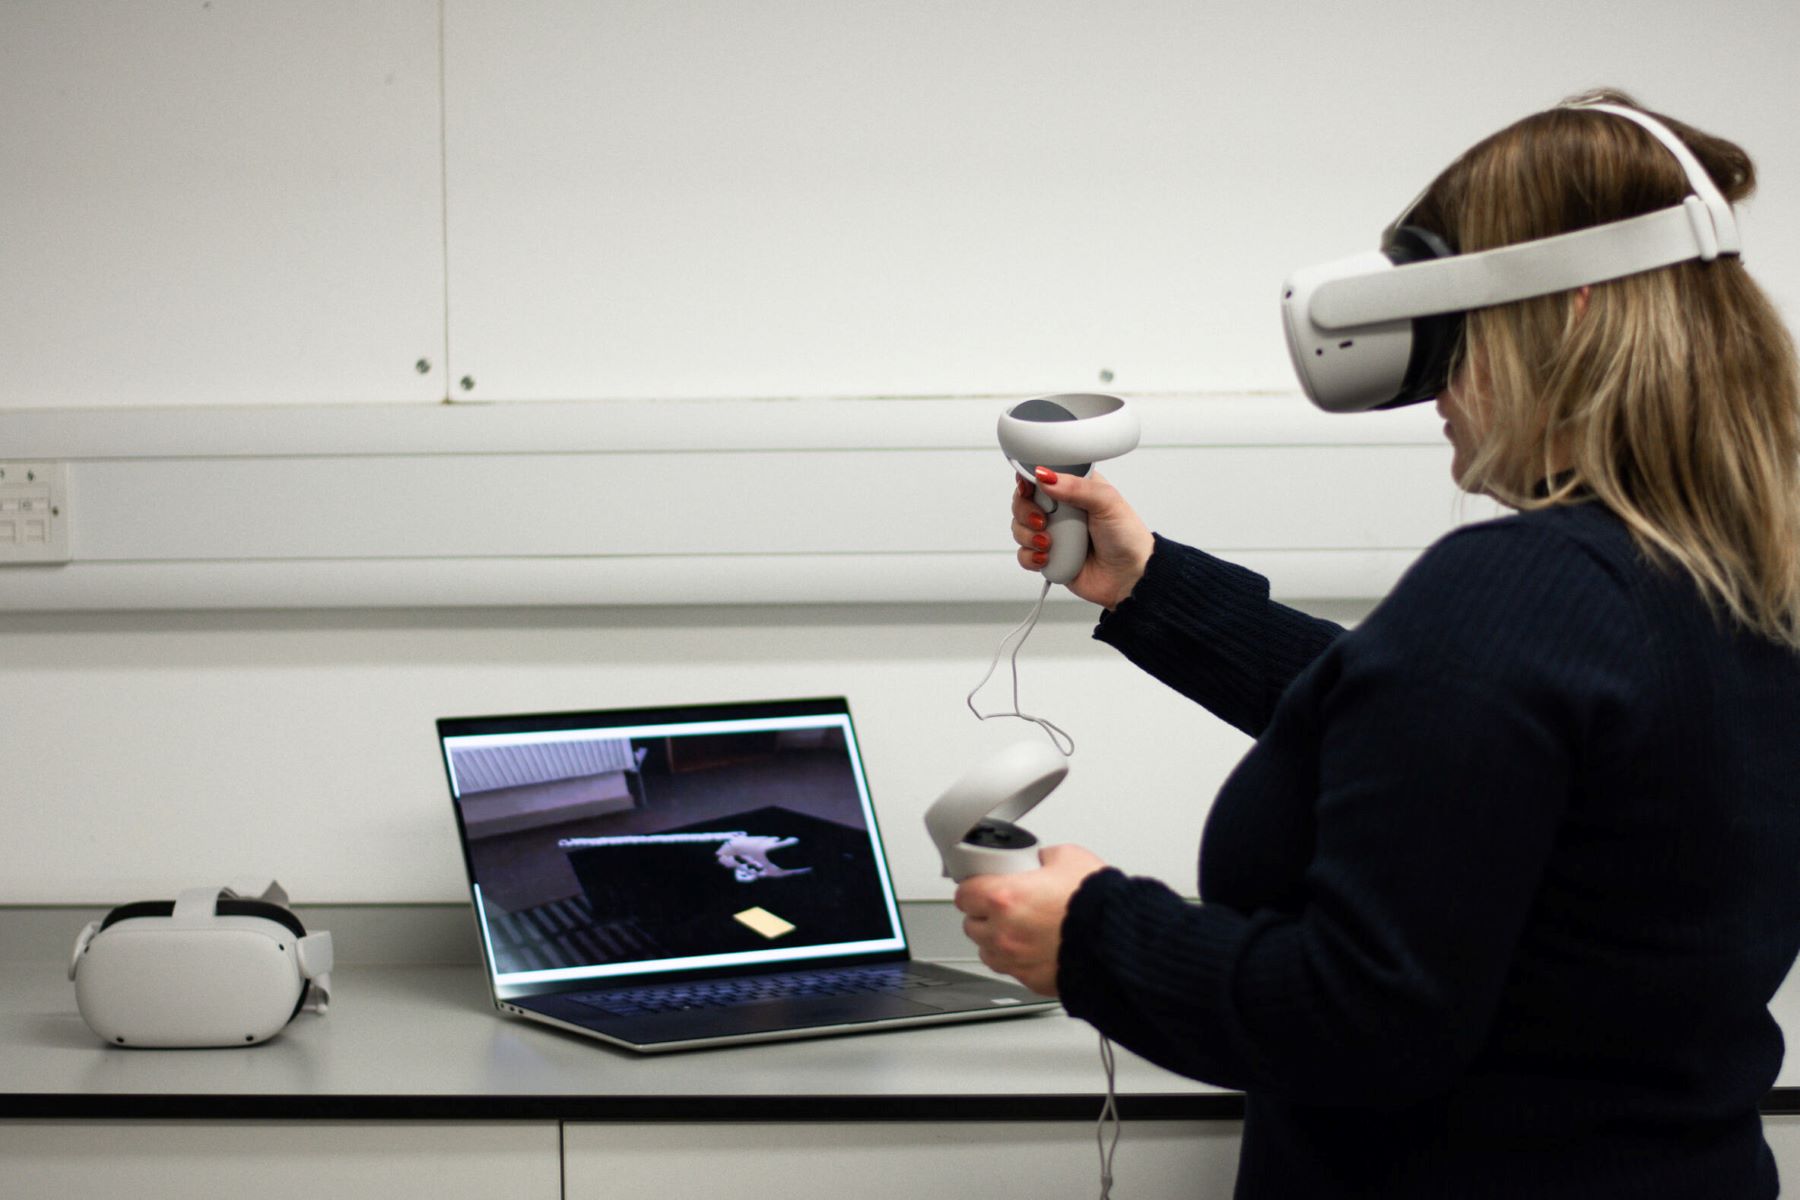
<box><xmin>570</xmin><ymin>964</ymin><xmax>949</xmax><ymax>1018</ymax></box>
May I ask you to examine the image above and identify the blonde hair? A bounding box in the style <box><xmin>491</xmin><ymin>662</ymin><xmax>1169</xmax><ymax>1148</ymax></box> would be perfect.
<box><xmin>1411</xmin><ymin>89</ymin><xmax>1800</xmax><ymax>649</ymax></box>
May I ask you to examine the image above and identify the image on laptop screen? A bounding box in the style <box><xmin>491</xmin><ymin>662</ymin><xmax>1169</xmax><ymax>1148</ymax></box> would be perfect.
<box><xmin>439</xmin><ymin>699</ymin><xmax>908</xmax><ymax>999</ymax></box>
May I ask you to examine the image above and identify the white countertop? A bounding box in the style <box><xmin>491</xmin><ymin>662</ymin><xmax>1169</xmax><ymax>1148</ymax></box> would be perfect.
<box><xmin>3</xmin><ymin>959</ymin><xmax>1232</xmax><ymax>1118</ymax></box>
<box><xmin>0</xmin><ymin>903</ymin><xmax>1226</xmax><ymax>1120</ymax></box>
<box><xmin>3</xmin><ymin>904</ymin><xmax>1793</xmax><ymax>1120</ymax></box>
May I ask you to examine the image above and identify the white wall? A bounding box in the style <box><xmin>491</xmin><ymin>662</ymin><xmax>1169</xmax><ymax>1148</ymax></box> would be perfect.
<box><xmin>2</xmin><ymin>0</ymin><xmax>1795</xmax><ymax>904</ymax></box>
<box><xmin>439</xmin><ymin>0</ymin><xmax>1800</xmax><ymax>402</ymax></box>
<box><xmin>5</xmin><ymin>0</ymin><xmax>1795</xmax><ymax>409</ymax></box>
<box><xmin>0</xmin><ymin>0</ymin><xmax>445</xmax><ymax>408</ymax></box>
<box><xmin>0</xmin><ymin>597</ymin><xmax>1364</xmax><ymax>904</ymax></box>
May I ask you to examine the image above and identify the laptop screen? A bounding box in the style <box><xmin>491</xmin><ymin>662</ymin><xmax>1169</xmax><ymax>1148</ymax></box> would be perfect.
<box><xmin>438</xmin><ymin>698</ymin><xmax>908</xmax><ymax>999</ymax></box>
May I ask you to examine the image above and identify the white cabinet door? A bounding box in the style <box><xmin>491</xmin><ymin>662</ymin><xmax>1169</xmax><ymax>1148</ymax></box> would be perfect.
<box><xmin>563</xmin><ymin>1119</ymin><xmax>1242</xmax><ymax>1198</ymax></box>
<box><xmin>0</xmin><ymin>1121</ymin><xmax>561</xmax><ymax>1200</ymax></box>
<box><xmin>1769</xmin><ymin>1115</ymin><xmax>1799</xmax><ymax>1191</ymax></box>
<box><xmin>439</xmin><ymin>3</ymin><xmax>1800</xmax><ymax>406</ymax></box>
<box><xmin>440</xmin><ymin>1</ymin><xmax>1291</xmax><ymax>403</ymax></box>
<box><xmin>0</xmin><ymin>2</ymin><xmax>445</xmax><ymax>408</ymax></box>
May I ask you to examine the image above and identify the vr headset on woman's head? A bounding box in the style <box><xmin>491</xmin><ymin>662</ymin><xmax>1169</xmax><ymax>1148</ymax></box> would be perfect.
<box><xmin>1282</xmin><ymin>101</ymin><xmax>1743</xmax><ymax>414</ymax></box>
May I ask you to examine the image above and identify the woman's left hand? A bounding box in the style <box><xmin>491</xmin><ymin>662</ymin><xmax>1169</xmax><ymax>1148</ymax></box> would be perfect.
<box><xmin>954</xmin><ymin>844</ymin><xmax>1109</xmax><ymax>996</ymax></box>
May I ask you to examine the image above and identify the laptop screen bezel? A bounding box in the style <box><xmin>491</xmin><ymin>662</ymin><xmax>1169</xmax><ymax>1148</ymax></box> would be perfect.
<box><xmin>437</xmin><ymin>696</ymin><xmax>913</xmax><ymax>1002</ymax></box>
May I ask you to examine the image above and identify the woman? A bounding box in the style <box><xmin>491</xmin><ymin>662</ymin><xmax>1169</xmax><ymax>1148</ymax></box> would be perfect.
<box><xmin>957</xmin><ymin>91</ymin><xmax>1800</xmax><ymax>1198</ymax></box>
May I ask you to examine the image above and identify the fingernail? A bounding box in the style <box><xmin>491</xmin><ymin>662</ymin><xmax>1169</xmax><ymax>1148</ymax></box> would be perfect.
<box><xmin>1034</xmin><ymin>467</ymin><xmax>1058</xmax><ymax>485</ymax></box>
<box><xmin>1031</xmin><ymin>551</ymin><xmax>1048</xmax><ymax>566</ymax></box>
<box><xmin>1031</xmin><ymin>534</ymin><xmax>1049</xmax><ymax>550</ymax></box>
<box><xmin>1026</xmin><ymin>512</ymin><xmax>1046</xmax><ymax>531</ymax></box>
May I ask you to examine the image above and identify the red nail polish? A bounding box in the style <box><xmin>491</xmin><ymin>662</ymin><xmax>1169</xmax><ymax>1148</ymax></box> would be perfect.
<box><xmin>1034</xmin><ymin>467</ymin><xmax>1058</xmax><ymax>485</ymax></box>
<box><xmin>1031</xmin><ymin>534</ymin><xmax>1049</xmax><ymax>550</ymax></box>
<box><xmin>1031</xmin><ymin>551</ymin><xmax>1048</xmax><ymax>566</ymax></box>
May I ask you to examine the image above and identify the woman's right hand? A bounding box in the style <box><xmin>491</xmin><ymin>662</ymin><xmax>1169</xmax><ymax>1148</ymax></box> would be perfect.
<box><xmin>1011</xmin><ymin>468</ymin><xmax>1154</xmax><ymax>610</ymax></box>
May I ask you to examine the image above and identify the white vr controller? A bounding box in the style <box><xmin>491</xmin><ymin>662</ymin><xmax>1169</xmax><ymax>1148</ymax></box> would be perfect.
<box><xmin>997</xmin><ymin>393</ymin><xmax>1140</xmax><ymax>586</ymax></box>
<box><xmin>925</xmin><ymin>740</ymin><xmax>1069</xmax><ymax>882</ymax></box>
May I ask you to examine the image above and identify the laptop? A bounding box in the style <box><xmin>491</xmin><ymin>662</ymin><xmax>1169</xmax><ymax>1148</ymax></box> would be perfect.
<box><xmin>436</xmin><ymin>696</ymin><xmax>1059</xmax><ymax>1052</ymax></box>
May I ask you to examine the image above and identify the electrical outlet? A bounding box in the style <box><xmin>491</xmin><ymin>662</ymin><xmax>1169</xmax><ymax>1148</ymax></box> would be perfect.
<box><xmin>0</xmin><ymin>461</ymin><xmax>71</xmax><ymax>565</ymax></box>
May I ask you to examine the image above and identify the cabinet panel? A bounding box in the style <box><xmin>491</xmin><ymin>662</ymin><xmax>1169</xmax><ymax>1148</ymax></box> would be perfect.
<box><xmin>0</xmin><ymin>1120</ymin><xmax>560</xmax><ymax>1200</ymax></box>
<box><xmin>563</xmin><ymin>1119</ymin><xmax>1242</xmax><ymax>1198</ymax></box>
<box><xmin>1770</xmin><ymin>1115</ymin><xmax>1798</xmax><ymax>1191</ymax></box>
<box><xmin>0</xmin><ymin>1</ymin><xmax>444</xmax><ymax>408</ymax></box>
<box><xmin>441</xmin><ymin>1</ymin><xmax>1800</xmax><ymax>404</ymax></box>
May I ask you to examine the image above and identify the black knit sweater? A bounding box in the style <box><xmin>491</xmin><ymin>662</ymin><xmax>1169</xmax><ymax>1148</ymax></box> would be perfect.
<box><xmin>1060</xmin><ymin>502</ymin><xmax>1800</xmax><ymax>1198</ymax></box>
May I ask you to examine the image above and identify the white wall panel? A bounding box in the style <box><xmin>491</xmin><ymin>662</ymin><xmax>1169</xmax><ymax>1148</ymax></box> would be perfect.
<box><xmin>0</xmin><ymin>1</ymin><xmax>445</xmax><ymax>408</ymax></box>
<box><xmin>442</xmin><ymin>0</ymin><xmax>1800</xmax><ymax>403</ymax></box>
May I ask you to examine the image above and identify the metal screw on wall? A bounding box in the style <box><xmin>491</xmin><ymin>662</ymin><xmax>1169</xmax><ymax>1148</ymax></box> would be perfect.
<box><xmin>1099</xmin><ymin>369</ymin><xmax>1115</xmax><ymax>384</ymax></box>
<box><xmin>415</xmin><ymin>359</ymin><xmax>432</xmax><ymax>375</ymax></box>
<box><xmin>459</xmin><ymin>376</ymin><xmax>476</xmax><ymax>392</ymax></box>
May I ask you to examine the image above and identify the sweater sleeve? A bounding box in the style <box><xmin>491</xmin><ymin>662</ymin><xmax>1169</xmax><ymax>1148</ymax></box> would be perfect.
<box><xmin>1057</xmin><ymin>519</ymin><xmax>1643</xmax><ymax>1104</ymax></box>
<box><xmin>1094</xmin><ymin>535</ymin><xmax>1346</xmax><ymax>737</ymax></box>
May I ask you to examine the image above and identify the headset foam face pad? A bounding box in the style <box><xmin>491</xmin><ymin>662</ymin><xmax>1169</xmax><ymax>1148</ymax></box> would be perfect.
<box><xmin>1378</xmin><ymin>225</ymin><xmax>1464</xmax><ymax>408</ymax></box>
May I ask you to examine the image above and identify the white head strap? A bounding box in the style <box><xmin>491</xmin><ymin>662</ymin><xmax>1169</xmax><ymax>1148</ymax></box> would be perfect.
<box><xmin>1314</xmin><ymin>102</ymin><xmax>1743</xmax><ymax>331</ymax></box>
<box><xmin>1571</xmin><ymin>100</ymin><xmax>1740</xmax><ymax>256</ymax></box>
